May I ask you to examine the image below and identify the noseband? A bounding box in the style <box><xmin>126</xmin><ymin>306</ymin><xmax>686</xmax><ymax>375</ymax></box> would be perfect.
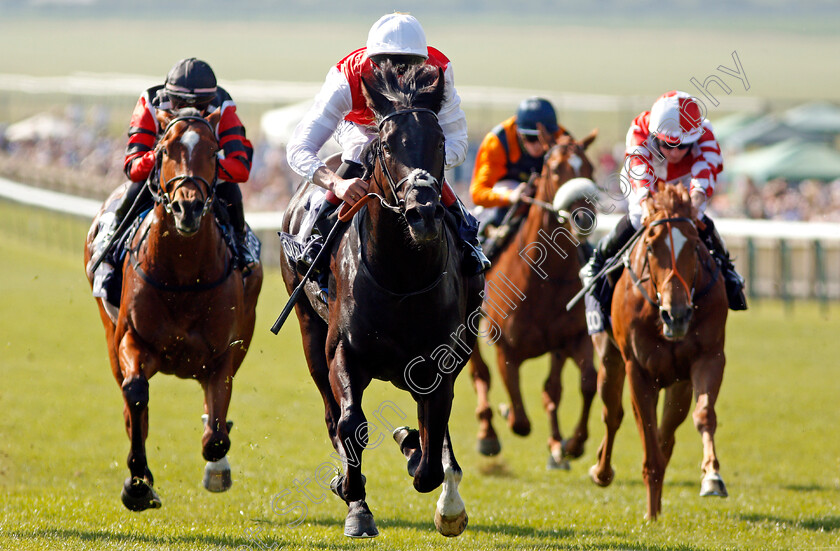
<box><xmin>371</xmin><ymin>108</ymin><xmax>443</xmax><ymax>216</ymax></box>
<box><xmin>149</xmin><ymin>115</ymin><xmax>218</xmax><ymax>217</ymax></box>
<box><xmin>624</xmin><ymin>216</ymin><xmax>698</xmax><ymax>310</ymax></box>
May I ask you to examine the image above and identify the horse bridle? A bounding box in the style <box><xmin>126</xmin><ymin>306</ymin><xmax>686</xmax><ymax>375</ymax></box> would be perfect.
<box><xmin>149</xmin><ymin>115</ymin><xmax>218</xmax><ymax>217</ymax></box>
<box><xmin>624</xmin><ymin>216</ymin><xmax>699</xmax><ymax>310</ymax></box>
<box><xmin>370</xmin><ymin>108</ymin><xmax>444</xmax><ymax>216</ymax></box>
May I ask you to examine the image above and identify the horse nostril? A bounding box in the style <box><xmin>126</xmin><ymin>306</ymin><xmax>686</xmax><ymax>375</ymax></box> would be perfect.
<box><xmin>171</xmin><ymin>201</ymin><xmax>183</xmax><ymax>215</ymax></box>
<box><xmin>434</xmin><ymin>204</ymin><xmax>445</xmax><ymax>220</ymax></box>
<box><xmin>405</xmin><ymin>208</ymin><xmax>423</xmax><ymax>226</ymax></box>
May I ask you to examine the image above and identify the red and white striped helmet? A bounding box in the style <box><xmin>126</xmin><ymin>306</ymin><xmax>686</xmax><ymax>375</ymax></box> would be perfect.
<box><xmin>649</xmin><ymin>91</ymin><xmax>705</xmax><ymax>145</ymax></box>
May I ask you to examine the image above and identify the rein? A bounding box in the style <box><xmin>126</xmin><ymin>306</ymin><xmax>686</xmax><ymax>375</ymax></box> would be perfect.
<box><xmin>127</xmin><ymin>221</ymin><xmax>234</xmax><ymax>293</ymax></box>
<box><xmin>148</xmin><ymin>115</ymin><xmax>218</xmax><ymax>217</ymax></box>
<box><xmin>369</xmin><ymin>108</ymin><xmax>442</xmax><ymax>216</ymax></box>
<box><xmin>624</xmin><ymin>216</ymin><xmax>698</xmax><ymax>310</ymax></box>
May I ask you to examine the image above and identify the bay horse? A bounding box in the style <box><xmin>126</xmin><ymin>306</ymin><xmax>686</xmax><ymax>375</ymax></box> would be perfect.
<box><xmin>588</xmin><ymin>182</ymin><xmax>728</xmax><ymax>519</ymax></box>
<box><xmin>280</xmin><ymin>62</ymin><xmax>483</xmax><ymax>538</ymax></box>
<box><xmin>83</xmin><ymin>108</ymin><xmax>263</xmax><ymax>511</ymax></box>
<box><xmin>469</xmin><ymin>131</ymin><xmax>599</xmax><ymax>469</ymax></box>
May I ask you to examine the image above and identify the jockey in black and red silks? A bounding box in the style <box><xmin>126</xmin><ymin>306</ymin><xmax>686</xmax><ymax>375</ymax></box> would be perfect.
<box><xmin>114</xmin><ymin>57</ymin><xmax>257</xmax><ymax>269</ymax></box>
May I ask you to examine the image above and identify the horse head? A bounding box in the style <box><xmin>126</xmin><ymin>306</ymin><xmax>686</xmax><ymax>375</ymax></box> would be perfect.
<box><xmin>540</xmin><ymin>130</ymin><xmax>597</xmax><ymax>201</ymax></box>
<box><xmin>640</xmin><ymin>182</ymin><xmax>701</xmax><ymax>340</ymax></box>
<box><xmin>361</xmin><ymin>61</ymin><xmax>446</xmax><ymax>244</ymax></box>
<box><xmin>153</xmin><ymin>107</ymin><xmax>220</xmax><ymax>235</ymax></box>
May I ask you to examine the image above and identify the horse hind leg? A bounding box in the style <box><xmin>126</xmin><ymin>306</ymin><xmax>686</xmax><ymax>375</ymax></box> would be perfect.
<box><xmin>589</xmin><ymin>333</ymin><xmax>624</xmax><ymax>488</ymax></box>
<box><xmin>434</xmin><ymin>430</ymin><xmax>468</xmax><ymax>537</ymax></box>
<box><xmin>497</xmin><ymin>349</ymin><xmax>530</xmax><ymax>436</ymax></box>
<box><xmin>469</xmin><ymin>347</ymin><xmax>501</xmax><ymax>456</ymax></box>
<box><xmin>201</xmin><ymin>360</ymin><xmax>235</xmax><ymax>492</ymax></box>
<box><xmin>562</xmin><ymin>334</ymin><xmax>598</xmax><ymax>460</ymax></box>
<box><xmin>202</xmin><ymin>415</ymin><xmax>234</xmax><ymax>492</ymax></box>
<box><xmin>543</xmin><ymin>354</ymin><xmax>569</xmax><ymax>470</ymax></box>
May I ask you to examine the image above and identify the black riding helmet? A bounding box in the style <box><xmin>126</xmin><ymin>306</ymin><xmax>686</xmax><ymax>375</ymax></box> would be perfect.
<box><xmin>516</xmin><ymin>97</ymin><xmax>559</xmax><ymax>136</ymax></box>
<box><xmin>165</xmin><ymin>58</ymin><xmax>217</xmax><ymax>110</ymax></box>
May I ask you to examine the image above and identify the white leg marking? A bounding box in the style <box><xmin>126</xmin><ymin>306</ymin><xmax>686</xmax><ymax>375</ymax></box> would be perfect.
<box><xmin>437</xmin><ymin>465</ymin><xmax>465</xmax><ymax>516</ymax></box>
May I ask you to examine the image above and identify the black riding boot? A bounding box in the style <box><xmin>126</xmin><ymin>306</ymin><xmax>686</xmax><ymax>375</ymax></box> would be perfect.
<box><xmin>297</xmin><ymin>161</ymin><xmax>365</xmax><ymax>299</ymax></box>
<box><xmin>699</xmin><ymin>216</ymin><xmax>748</xmax><ymax>311</ymax></box>
<box><xmin>87</xmin><ymin>180</ymin><xmax>148</xmax><ymax>273</ymax></box>
<box><xmin>445</xmin><ymin>196</ymin><xmax>491</xmax><ymax>276</ymax></box>
<box><xmin>218</xmin><ymin>182</ymin><xmax>257</xmax><ymax>273</ymax></box>
<box><xmin>579</xmin><ymin>213</ymin><xmax>636</xmax><ymax>288</ymax></box>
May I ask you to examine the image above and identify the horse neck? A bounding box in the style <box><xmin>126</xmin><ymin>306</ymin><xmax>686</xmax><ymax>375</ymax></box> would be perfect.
<box><xmin>144</xmin><ymin>206</ymin><xmax>227</xmax><ymax>284</ymax></box>
<box><xmin>363</xmin><ymin>201</ymin><xmax>448</xmax><ymax>293</ymax></box>
<box><xmin>519</xmin><ymin>174</ymin><xmax>580</xmax><ymax>274</ymax></box>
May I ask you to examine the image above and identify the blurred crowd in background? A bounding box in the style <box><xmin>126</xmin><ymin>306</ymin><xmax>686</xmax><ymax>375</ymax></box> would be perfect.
<box><xmin>2</xmin><ymin>103</ymin><xmax>840</xmax><ymax>223</ymax></box>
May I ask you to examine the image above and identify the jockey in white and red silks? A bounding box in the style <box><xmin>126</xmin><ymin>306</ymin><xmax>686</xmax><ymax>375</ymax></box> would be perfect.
<box><xmin>581</xmin><ymin>90</ymin><xmax>747</xmax><ymax>312</ymax></box>
<box><xmin>286</xmin><ymin>13</ymin><xmax>490</xmax><ymax>280</ymax></box>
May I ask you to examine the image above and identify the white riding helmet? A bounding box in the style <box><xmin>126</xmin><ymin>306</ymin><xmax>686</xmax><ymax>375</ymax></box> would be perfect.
<box><xmin>365</xmin><ymin>13</ymin><xmax>429</xmax><ymax>59</ymax></box>
<box><xmin>648</xmin><ymin>90</ymin><xmax>705</xmax><ymax>145</ymax></box>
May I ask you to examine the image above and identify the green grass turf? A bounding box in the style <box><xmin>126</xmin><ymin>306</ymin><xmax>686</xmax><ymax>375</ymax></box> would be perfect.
<box><xmin>1</xmin><ymin>223</ymin><xmax>839</xmax><ymax>550</ymax></box>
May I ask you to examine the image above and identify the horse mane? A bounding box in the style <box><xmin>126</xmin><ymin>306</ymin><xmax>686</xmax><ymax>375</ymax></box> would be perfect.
<box><xmin>646</xmin><ymin>182</ymin><xmax>695</xmax><ymax>220</ymax></box>
<box><xmin>173</xmin><ymin>107</ymin><xmax>203</xmax><ymax>118</ymax></box>
<box><xmin>357</xmin><ymin>61</ymin><xmax>445</xmax><ymax>178</ymax></box>
<box><xmin>362</xmin><ymin>60</ymin><xmax>445</xmax><ymax>118</ymax></box>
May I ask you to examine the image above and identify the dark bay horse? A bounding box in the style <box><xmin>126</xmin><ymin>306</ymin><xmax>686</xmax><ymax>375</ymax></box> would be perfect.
<box><xmin>280</xmin><ymin>62</ymin><xmax>483</xmax><ymax>538</ymax></box>
<box><xmin>469</xmin><ymin>131</ymin><xmax>599</xmax><ymax>469</ymax></box>
<box><xmin>84</xmin><ymin>108</ymin><xmax>263</xmax><ymax>511</ymax></box>
<box><xmin>588</xmin><ymin>183</ymin><xmax>728</xmax><ymax>519</ymax></box>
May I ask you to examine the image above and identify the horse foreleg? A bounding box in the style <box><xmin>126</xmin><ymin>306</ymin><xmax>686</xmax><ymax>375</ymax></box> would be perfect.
<box><xmin>434</xmin><ymin>429</ymin><xmax>468</xmax><ymax>537</ymax></box>
<box><xmin>543</xmin><ymin>353</ymin><xmax>568</xmax><ymax>469</ymax></box>
<box><xmin>469</xmin><ymin>346</ymin><xmax>500</xmax><ymax>456</ymax></box>
<box><xmin>589</xmin><ymin>333</ymin><xmax>624</xmax><ymax>488</ymax></box>
<box><xmin>627</xmin><ymin>361</ymin><xmax>665</xmax><ymax>520</ymax></box>
<box><xmin>118</xmin><ymin>330</ymin><xmax>160</xmax><ymax>511</ymax></box>
<box><xmin>329</xmin><ymin>343</ymin><xmax>377</xmax><ymax>538</ymax></box>
<box><xmin>497</xmin><ymin>348</ymin><xmax>529</xmax><ymax>436</ymax></box>
<box><xmin>201</xmin><ymin>357</ymin><xmax>235</xmax><ymax>492</ymax></box>
<box><xmin>563</xmin><ymin>333</ymin><xmax>597</xmax><ymax>460</ymax></box>
<box><xmin>692</xmin><ymin>358</ymin><xmax>728</xmax><ymax>498</ymax></box>
<box><xmin>658</xmin><ymin>380</ymin><xmax>692</xmax><ymax>466</ymax></box>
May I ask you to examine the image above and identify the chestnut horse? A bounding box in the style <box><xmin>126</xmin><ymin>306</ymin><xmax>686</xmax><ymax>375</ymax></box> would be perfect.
<box><xmin>280</xmin><ymin>62</ymin><xmax>483</xmax><ymax>538</ymax></box>
<box><xmin>469</xmin><ymin>131</ymin><xmax>599</xmax><ymax>469</ymax></box>
<box><xmin>588</xmin><ymin>183</ymin><xmax>728</xmax><ymax>519</ymax></box>
<box><xmin>84</xmin><ymin>108</ymin><xmax>263</xmax><ymax>511</ymax></box>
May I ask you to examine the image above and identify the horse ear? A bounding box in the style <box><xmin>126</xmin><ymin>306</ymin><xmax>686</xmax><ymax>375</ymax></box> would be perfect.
<box><xmin>536</xmin><ymin>122</ymin><xmax>555</xmax><ymax>153</ymax></box>
<box><xmin>156</xmin><ymin>108</ymin><xmax>174</xmax><ymax>130</ymax></box>
<box><xmin>581</xmin><ymin>128</ymin><xmax>598</xmax><ymax>150</ymax></box>
<box><xmin>361</xmin><ymin>73</ymin><xmax>391</xmax><ymax>120</ymax></box>
<box><xmin>205</xmin><ymin>108</ymin><xmax>220</xmax><ymax>129</ymax></box>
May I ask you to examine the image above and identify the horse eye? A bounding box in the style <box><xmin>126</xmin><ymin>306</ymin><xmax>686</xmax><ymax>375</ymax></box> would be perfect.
<box><xmin>438</xmin><ymin>140</ymin><xmax>444</xmax><ymax>151</ymax></box>
<box><xmin>382</xmin><ymin>143</ymin><xmax>391</xmax><ymax>155</ymax></box>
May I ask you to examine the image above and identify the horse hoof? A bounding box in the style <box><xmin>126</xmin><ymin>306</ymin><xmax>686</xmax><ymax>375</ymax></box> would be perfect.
<box><xmin>700</xmin><ymin>472</ymin><xmax>728</xmax><ymax>497</ymax></box>
<box><xmin>561</xmin><ymin>438</ymin><xmax>585</xmax><ymax>459</ymax></box>
<box><xmin>344</xmin><ymin>500</ymin><xmax>378</xmax><ymax>538</ymax></box>
<box><xmin>121</xmin><ymin>477</ymin><xmax>162</xmax><ymax>511</ymax></box>
<box><xmin>435</xmin><ymin>507</ymin><xmax>468</xmax><ymax>537</ymax></box>
<box><xmin>589</xmin><ymin>464</ymin><xmax>614</xmax><ymax>487</ymax></box>
<box><xmin>203</xmin><ymin>456</ymin><xmax>232</xmax><ymax>493</ymax></box>
<box><xmin>477</xmin><ymin>437</ymin><xmax>501</xmax><ymax>457</ymax></box>
<box><xmin>547</xmin><ymin>453</ymin><xmax>571</xmax><ymax>471</ymax></box>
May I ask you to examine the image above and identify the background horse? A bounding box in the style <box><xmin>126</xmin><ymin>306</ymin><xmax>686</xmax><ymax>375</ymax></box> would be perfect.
<box><xmin>588</xmin><ymin>182</ymin><xmax>728</xmax><ymax>519</ymax></box>
<box><xmin>469</xmin><ymin>131</ymin><xmax>599</xmax><ymax>469</ymax></box>
<box><xmin>280</xmin><ymin>62</ymin><xmax>483</xmax><ymax>538</ymax></box>
<box><xmin>83</xmin><ymin>108</ymin><xmax>263</xmax><ymax>511</ymax></box>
